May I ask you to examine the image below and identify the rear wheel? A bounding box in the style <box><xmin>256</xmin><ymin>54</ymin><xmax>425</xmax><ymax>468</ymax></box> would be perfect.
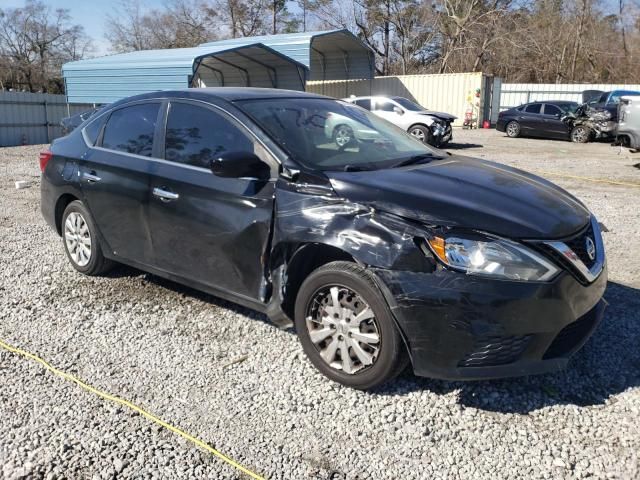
<box><xmin>295</xmin><ymin>261</ymin><xmax>408</xmax><ymax>390</ymax></box>
<box><xmin>62</xmin><ymin>200</ymin><xmax>113</xmax><ymax>276</ymax></box>
<box><xmin>571</xmin><ymin>125</ymin><xmax>591</xmax><ymax>143</ymax></box>
<box><xmin>505</xmin><ymin>120</ymin><xmax>521</xmax><ymax>138</ymax></box>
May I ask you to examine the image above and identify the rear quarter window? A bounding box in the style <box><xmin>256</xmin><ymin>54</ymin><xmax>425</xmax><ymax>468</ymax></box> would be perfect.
<box><xmin>83</xmin><ymin>114</ymin><xmax>108</xmax><ymax>146</ymax></box>
<box><xmin>101</xmin><ymin>103</ymin><xmax>160</xmax><ymax>157</ymax></box>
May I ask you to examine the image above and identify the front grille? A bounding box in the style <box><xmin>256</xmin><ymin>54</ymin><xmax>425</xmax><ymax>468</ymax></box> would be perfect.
<box><xmin>458</xmin><ymin>334</ymin><xmax>532</xmax><ymax>367</ymax></box>
<box><xmin>565</xmin><ymin>223</ymin><xmax>596</xmax><ymax>269</ymax></box>
<box><xmin>543</xmin><ymin>313</ymin><xmax>597</xmax><ymax>359</ymax></box>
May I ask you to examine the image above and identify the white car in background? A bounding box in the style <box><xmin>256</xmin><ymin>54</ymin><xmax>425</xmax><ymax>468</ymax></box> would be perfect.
<box><xmin>342</xmin><ymin>96</ymin><xmax>457</xmax><ymax>147</ymax></box>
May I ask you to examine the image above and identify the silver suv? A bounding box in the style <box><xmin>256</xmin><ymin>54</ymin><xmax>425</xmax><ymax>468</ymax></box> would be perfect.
<box><xmin>617</xmin><ymin>95</ymin><xmax>640</xmax><ymax>150</ymax></box>
<box><xmin>342</xmin><ymin>96</ymin><xmax>456</xmax><ymax>147</ymax></box>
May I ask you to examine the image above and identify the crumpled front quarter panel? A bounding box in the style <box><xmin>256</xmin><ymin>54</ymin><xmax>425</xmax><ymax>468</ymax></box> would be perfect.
<box><xmin>273</xmin><ymin>184</ymin><xmax>435</xmax><ymax>273</ymax></box>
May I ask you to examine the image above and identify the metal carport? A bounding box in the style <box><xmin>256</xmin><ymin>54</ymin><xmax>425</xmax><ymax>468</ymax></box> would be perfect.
<box><xmin>62</xmin><ymin>44</ymin><xmax>308</xmax><ymax>105</ymax></box>
<box><xmin>199</xmin><ymin>30</ymin><xmax>375</xmax><ymax>82</ymax></box>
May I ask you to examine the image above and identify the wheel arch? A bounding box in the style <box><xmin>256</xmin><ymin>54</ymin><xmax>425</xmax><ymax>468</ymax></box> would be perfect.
<box><xmin>54</xmin><ymin>193</ymin><xmax>80</xmax><ymax>235</ymax></box>
<box><xmin>277</xmin><ymin>242</ymin><xmax>356</xmax><ymax>320</ymax></box>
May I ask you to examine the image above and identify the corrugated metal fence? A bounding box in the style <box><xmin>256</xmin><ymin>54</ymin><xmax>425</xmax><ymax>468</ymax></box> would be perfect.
<box><xmin>500</xmin><ymin>83</ymin><xmax>640</xmax><ymax>110</ymax></box>
<box><xmin>307</xmin><ymin>73</ymin><xmax>490</xmax><ymax>127</ymax></box>
<box><xmin>0</xmin><ymin>91</ymin><xmax>93</xmax><ymax>147</ymax></box>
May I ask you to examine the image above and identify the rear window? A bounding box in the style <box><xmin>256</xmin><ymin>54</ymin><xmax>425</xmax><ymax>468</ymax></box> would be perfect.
<box><xmin>525</xmin><ymin>104</ymin><xmax>542</xmax><ymax>114</ymax></box>
<box><xmin>101</xmin><ymin>103</ymin><xmax>160</xmax><ymax>157</ymax></box>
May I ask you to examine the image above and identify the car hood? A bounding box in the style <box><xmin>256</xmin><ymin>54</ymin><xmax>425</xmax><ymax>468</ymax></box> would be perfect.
<box><xmin>326</xmin><ymin>156</ymin><xmax>590</xmax><ymax>239</ymax></box>
<box><xmin>416</xmin><ymin>110</ymin><xmax>457</xmax><ymax>122</ymax></box>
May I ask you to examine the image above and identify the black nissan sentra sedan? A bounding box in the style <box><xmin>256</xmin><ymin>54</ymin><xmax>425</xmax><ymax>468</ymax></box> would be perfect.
<box><xmin>40</xmin><ymin>88</ymin><xmax>607</xmax><ymax>389</ymax></box>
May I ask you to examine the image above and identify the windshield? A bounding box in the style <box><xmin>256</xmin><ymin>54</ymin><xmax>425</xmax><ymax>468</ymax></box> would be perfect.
<box><xmin>236</xmin><ymin>98</ymin><xmax>442</xmax><ymax>171</ymax></box>
<box><xmin>561</xmin><ymin>102</ymin><xmax>579</xmax><ymax>113</ymax></box>
<box><xmin>392</xmin><ymin>97</ymin><xmax>424</xmax><ymax>111</ymax></box>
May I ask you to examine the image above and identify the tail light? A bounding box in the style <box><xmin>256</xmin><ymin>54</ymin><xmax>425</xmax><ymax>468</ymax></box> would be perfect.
<box><xmin>39</xmin><ymin>150</ymin><xmax>53</xmax><ymax>172</ymax></box>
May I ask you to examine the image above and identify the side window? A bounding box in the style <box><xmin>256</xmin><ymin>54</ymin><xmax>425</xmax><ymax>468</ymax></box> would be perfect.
<box><xmin>102</xmin><ymin>103</ymin><xmax>159</xmax><ymax>157</ymax></box>
<box><xmin>373</xmin><ymin>100</ymin><xmax>396</xmax><ymax>112</ymax></box>
<box><xmin>355</xmin><ymin>99</ymin><xmax>372</xmax><ymax>110</ymax></box>
<box><xmin>83</xmin><ymin>113</ymin><xmax>108</xmax><ymax>146</ymax></box>
<box><xmin>525</xmin><ymin>103</ymin><xmax>542</xmax><ymax>114</ymax></box>
<box><xmin>544</xmin><ymin>104</ymin><xmax>562</xmax><ymax>116</ymax></box>
<box><xmin>164</xmin><ymin>102</ymin><xmax>253</xmax><ymax>169</ymax></box>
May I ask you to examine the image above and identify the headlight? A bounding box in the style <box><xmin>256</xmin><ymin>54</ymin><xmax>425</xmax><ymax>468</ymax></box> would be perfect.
<box><xmin>425</xmin><ymin>233</ymin><xmax>559</xmax><ymax>281</ymax></box>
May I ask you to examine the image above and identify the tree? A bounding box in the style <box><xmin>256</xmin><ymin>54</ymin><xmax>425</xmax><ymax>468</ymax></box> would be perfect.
<box><xmin>105</xmin><ymin>0</ymin><xmax>219</xmax><ymax>52</ymax></box>
<box><xmin>0</xmin><ymin>0</ymin><xmax>92</xmax><ymax>92</ymax></box>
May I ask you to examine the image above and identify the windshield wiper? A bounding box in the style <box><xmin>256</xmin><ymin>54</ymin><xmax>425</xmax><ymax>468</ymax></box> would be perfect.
<box><xmin>343</xmin><ymin>164</ymin><xmax>373</xmax><ymax>172</ymax></box>
<box><xmin>390</xmin><ymin>153</ymin><xmax>440</xmax><ymax>169</ymax></box>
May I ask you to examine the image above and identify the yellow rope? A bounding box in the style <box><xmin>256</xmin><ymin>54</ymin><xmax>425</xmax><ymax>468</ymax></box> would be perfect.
<box><xmin>0</xmin><ymin>338</ymin><xmax>265</xmax><ymax>480</ymax></box>
<box><xmin>531</xmin><ymin>170</ymin><xmax>640</xmax><ymax>188</ymax></box>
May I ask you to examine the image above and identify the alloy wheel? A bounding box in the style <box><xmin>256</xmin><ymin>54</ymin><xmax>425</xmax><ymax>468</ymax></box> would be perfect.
<box><xmin>334</xmin><ymin>126</ymin><xmax>353</xmax><ymax>147</ymax></box>
<box><xmin>572</xmin><ymin>126</ymin><xmax>588</xmax><ymax>143</ymax></box>
<box><xmin>305</xmin><ymin>285</ymin><xmax>381</xmax><ymax>374</ymax></box>
<box><xmin>64</xmin><ymin>212</ymin><xmax>92</xmax><ymax>267</ymax></box>
<box><xmin>409</xmin><ymin>127</ymin><xmax>426</xmax><ymax>142</ymax></box>
<box><xmin>506</xmin><ymin>121</ymin><xmax>520</xmax><ymax>137</ymax></box>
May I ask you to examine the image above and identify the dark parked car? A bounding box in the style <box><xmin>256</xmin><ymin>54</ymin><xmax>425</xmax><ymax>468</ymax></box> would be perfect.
<box><xmin>40</xmin><ymin>88</ymin><xmax>607</xmax><ymax>389</ymax></box>
<box><xmin>497</xmin><ymin>101</ymin><xmax>580</xmax><ymax>141</ymax></box>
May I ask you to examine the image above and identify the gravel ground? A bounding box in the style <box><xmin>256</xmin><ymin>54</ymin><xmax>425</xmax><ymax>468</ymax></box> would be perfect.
<box><xmin>1</xmin><ymin>131</ymin><xmax>639</xmax><ymax>479</ymax></box>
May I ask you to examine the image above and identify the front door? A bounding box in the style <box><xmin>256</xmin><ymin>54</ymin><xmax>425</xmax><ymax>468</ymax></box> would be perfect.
<box><xmin>519</xmin><ymin>103</ymin><xmax>546</xmax><ymax>136</ymax></box>
<box><xmin>542</xmin><ymin>104</ymin><xmax>571</xmax><ymax>140</ymax></box>
<box><xmin>147</xmin><ymin>100</ymin><xmax>276</xmax><ymax>301</ymax></box>
<box><xmin>80</xmin><ymin>102</ymin><xmax>161</xmax><ymax>264</ymax></box>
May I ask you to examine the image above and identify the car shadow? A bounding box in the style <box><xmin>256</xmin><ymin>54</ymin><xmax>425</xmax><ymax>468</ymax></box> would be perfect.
<box><xmin>373</xmin><ymin>281</ymin><xmax>640</xmax><ymax>414</ymax></box>
<box><xmin>446</xmin><ymin>142</ymin><xmax>484</xmax><ymax>150</ymax></box>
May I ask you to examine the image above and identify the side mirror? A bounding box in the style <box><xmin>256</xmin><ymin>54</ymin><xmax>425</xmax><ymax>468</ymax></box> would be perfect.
<box><xmin>393</xmin><ymin>106</ymin><xmax>404</xmax><ymax>115</ymax></box>
<box><xmin>210</xmin><ymin>151</ymin><xmax>271</xmax><ymax>180</ymax></box>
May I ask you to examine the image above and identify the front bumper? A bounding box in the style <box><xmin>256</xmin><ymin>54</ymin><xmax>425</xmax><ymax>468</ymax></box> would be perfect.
<box><xmin>373</xmin><ymin>265</ymin><xmax>607</xmax><ymax>380</ymax></box>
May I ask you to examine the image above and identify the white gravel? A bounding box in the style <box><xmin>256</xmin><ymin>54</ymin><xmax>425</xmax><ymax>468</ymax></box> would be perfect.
<box><xmin>1</xmin><ymin>134</ymin><xmax>639</xmax><ymax>479</ymax></box>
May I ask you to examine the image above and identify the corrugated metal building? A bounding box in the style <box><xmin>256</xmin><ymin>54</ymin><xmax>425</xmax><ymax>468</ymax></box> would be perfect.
<box><xmin>63</xmin><ymin>43</ymin><xmax>308</xmax><ymax>104</ymax></box>
<box><xmin>307</xmin><ymin>73</ymin><xmax>489</xmax><ymax>127</ymax></box>
<box><xmin>62</xmin><ymin>30</ymin><xmax>374</xmax><ymax>105</ymax></box>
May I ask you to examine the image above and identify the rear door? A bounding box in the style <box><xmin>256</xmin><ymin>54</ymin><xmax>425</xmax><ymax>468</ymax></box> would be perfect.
<box><xmin>80</xmin><ymin>101</ymin><xmax>161</xmax><ymax>264</ymax></box>
<box><xmin>146</xmin><ymin>99</ymin><xmax>276</xmax><ymax>300</ymax></box>
<box><xmin>520</xmin><ymin>103</ymin><xmax>545</xmax><ymax>136</ymax></box>
<box><xmin>541</xmin><ymin>103</ymin><xmax>570</xmax><ymax>139</ymax></box>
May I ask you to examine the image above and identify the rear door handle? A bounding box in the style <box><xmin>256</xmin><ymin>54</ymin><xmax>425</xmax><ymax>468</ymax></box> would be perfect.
<box><xmin>153</xmin><ymin>187</ymin><xmax>179</xmax><ymax>202</ymax></box>
<box><xmin>82</xmin><ymin>171</ymin><xmax>101</xmax><ymax>183</ymax></box>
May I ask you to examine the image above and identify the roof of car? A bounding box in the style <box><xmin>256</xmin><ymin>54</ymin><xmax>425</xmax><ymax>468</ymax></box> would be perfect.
<box><xmin>107</xmin><ymin>87</ymin><xmax>329</xmax><ymax>109</ymax></box>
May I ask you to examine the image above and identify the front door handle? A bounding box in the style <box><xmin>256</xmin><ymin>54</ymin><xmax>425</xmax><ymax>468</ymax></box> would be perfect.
<box><xmin>82</xmin><ymin>171</ymin><xmax>101</xmax><ymax>183</ymax></box>
<box><xmin>153</xmin><ymin>187</ymin><xmax>179</xmax><ymax>202</ymax></box>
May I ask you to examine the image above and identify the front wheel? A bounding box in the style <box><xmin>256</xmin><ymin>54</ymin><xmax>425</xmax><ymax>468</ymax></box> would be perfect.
<box><xmin>408</xmin><ymin>125</ymin><xmax>431</xmax><ymax>145</ymax></box>
<box><xmin>294</xmin><ymin>261</ymin><xmax>408</xmax><ymax>390</ymax></box>
<box><xmin>571</xmin><ymin>125</ymin><xmax>591</xmax><ymax>143</ymax></box>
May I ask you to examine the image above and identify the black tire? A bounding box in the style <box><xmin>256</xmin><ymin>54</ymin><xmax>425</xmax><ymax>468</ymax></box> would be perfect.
<box><xmin>408</xmin><ymin>124</ymin><xmax>431</xmax><ymax>145</ymax></box>
<box><xmin>505</xmin><ymin>120</ymin><xmax>521</xmax><ymax>138</ymax></box>
<box><xmin>61</xmin><ymin>200</ymin><xmax>113</xmax><ymax>276</ymax></box>
<box><xmin>570</xmin><ymin>125</ymin><xmax>591</xmax><ymax>143</ymax></box>
<box><xmin>332</xmin><ymin>124</ymin><xmax>354</xmax><ymax>149</ymax></box>
<box><xmin>294</xmin><ymin>261</ymin><xmax>408</xmax><ymax>390</ymax></box>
